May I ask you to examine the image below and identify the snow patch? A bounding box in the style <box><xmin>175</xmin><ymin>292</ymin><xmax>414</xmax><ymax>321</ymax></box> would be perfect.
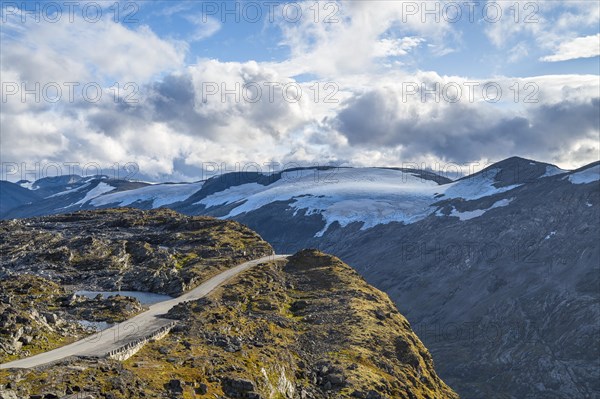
<box><xmin>439</xmin><ymin>169</ymin><xmax>521</xmax><ymax>200</ymax></box>
<box><xmin>18</xmin><ymin>181</ymin><xmax>35</xmax><ymax>190</ymax></box>
<box><xmin>91</xmin><ymin>182</ymin><xmax>204</xmax><ymax>208</ymax></box>
<box><xmin>446</xmin><ymin>198</ymin><xmax>514</xmax><ymax>221</ymax></box>
<box><xmin>566</xmin><ymin>165</ymin><xmax>600</xmax><ymax>184</ymax></box>
<box><xmin>545</xmin><ymin>231</ymin><xmax>556</xmax><ymax>240</ymax></box>
<box><xmin>195</xmin><ymin>182</ymin><xmax>267</xmax><ymax>207</ymax></box>
<box><xmin>540</xmin><ymin>165</ymin><xmax>567</xmax><ymax>178</ymax></box>
<box><xmin>47</xmin><ymin>183</ymin><xmax>91</xmax><ymax>198</ymax></box>
<box><xmin>197</xmin><ymin>168</ymin><xmax>442</xmax><ymax>235</ymax></box>
<box><xmin>73</xmin><ymin>183</ymin><xmax>116</xmax><ymax>206</ymax></box>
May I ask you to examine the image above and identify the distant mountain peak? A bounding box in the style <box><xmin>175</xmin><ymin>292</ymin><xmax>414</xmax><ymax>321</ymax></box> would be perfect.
<box><xmin>465</xmin><ymin>156</ymin><xmax>566</xmax><ymax>187</ymax></box>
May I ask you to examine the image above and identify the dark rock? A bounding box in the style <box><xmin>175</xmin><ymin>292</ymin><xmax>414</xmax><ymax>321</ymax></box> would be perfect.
<box><xmin>221</xmin><ymin>377</ymin><xmax>256</xmax><ymax>397</ymax></box>
<box><xmin>328</xmin><ymin>373</ymin><xmax>345</xmax><ymax>386</ymax></box>
<box><xmin>165</xmin><ymin>379</ymin><xmax>184</xmax><ymax>394</ymax></box>
<box><xmin>374</xmin><ymin>310</ymin><xmax>386</xmax><ymax>320</ymax></box>
<box><xmin>290</xmin><ymin>300</ymin><xmax>309</xmax><ymax>312</ymax></box>
<box><xmin>19</xmin><ymin>335</ymin><xmax>33</xmax><ymax>345</ymax></box>
<box><xmin>43</xmin><ymin>313</ymin><xmax>58</xmax><ymax>325</ymax></box>
<box><xmin>195</xmin><ymin>384</ymin><xmax>208</xmax><ymax>395</ymax></box>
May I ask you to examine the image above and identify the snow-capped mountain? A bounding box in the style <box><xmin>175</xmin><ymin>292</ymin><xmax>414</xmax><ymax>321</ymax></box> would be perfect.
<box><xmin>1</xmin><ymin>176</ymin><xmax>149</xmax><ymax>219</ymax></box>
<box><xmin>1</xmin><ymin>156</ymin><xmax>599</xmax><ymax>398</ymax></box>
<box><xmin>5</xmin><ymin>157</ymin><xmax>589</xmax><ymax>234</ymax></box>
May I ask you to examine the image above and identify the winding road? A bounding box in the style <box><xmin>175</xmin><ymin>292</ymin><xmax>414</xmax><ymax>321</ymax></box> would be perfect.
<box><xmin>0</xmin><ymin>255</ymin><xmax>288</xmax><ymax>369</ymax></box>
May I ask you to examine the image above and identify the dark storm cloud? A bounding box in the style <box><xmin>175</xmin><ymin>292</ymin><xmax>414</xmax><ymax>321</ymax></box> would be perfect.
<box><xmin>81</xmin><ymin>67</ymin><xmax>301</xmax><ymax>143</ymax></box>
<box><xmin>145</xmin><ymin>73</ymin><xmax>223</xmax><ymax>138</ymax></box>
<box><xmin>80</xmin><ymin>73</ymin><xmax>221</xmax><ymax>140</ymax></box>
<box><xmin>84</xmin><ymin>101</ymin><xmax>147</xmax><ymax>138</ymax></box>
<box><xmin>333</xmin><ymin>91</ymin><xmax>600</xmax><ymax>162</ymax></box>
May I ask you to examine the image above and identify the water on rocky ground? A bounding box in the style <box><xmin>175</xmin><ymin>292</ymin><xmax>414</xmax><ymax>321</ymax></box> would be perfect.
<box><xmin>74</xmin><ymin>290</ymin><xmax>172</xmax><ymax>305</ymax></box>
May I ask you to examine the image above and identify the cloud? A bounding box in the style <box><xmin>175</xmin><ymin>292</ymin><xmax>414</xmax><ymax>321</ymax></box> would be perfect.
<box><xmin>484</xmin><ymin>1</ymin><xmax>542</xmax><ymax>49</ymax></box>
<box><xmin>1</xmin><ymin>58</ymin><xmax>330</xmax><ymax>180</ymax></box>
<box><xmin>540</xmin><ymin>34</ymin><xmax>600</xmax><ymax>62</ymax></box>
<box><xmin>507</xmin><ymin>42</ymin><xmax>530</xmax><ymax>63</ymax></box>
<box><xmin>3</xmin><ymin>50</ymin><xmax>599</xmax><ymax>180</ymax></box>
<box><xmin>185</xmin><ymin>15</ymin><xmax>221</xmax><ymax>42</ymax></box>
<box><xmin>485</xmin><ymin>1</ymin><xmax>599</xmax><ymax>57</ymax></box>
<box><xmin>330</xmin><ymin>74</ymin><xmax>600</xmax><ymax>168</ymax></box>
<box><xmin>0</xmin><ymin>14</ymin><xmax>185</xmax><ymax>84</ymax></box>
<box><xmin>271</xmin><ymin>0</ymin><xmax>456</xmax><ymax>78</ymax></box>
<box><xmin>1</xmin><ymin>1</ymin><xmax>599</xmax><ymax>180</ymax></box>
<box><xmin>373</xmin><ymin>37</ymin><xmax>424</xmax><ymax>58</ymax></box>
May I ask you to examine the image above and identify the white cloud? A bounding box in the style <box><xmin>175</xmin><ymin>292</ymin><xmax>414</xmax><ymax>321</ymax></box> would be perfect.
<box><xmin>485</xmin><ymin>0</ymin><xmax>599</xmax><ymax>55</ymax></box>
<box><xmin>373</xmin><ymin>37</ymin><xmax>424</xmax><ymax>58</ymax></box>
<box><xmin>185</xmin><ymin>15</ymin><xmax>221</xmax><ymax>42</ymax></box>
<box><xmin>271</xmin><ymin>0</ymin><xmax>456</xmax><ymax>78</ymax></box>
<box><xmin>1</xmin><ymin>1</ymin><xmax>598</xmax><ymax>180</ymax></box>
<box><xmin>0</xmin><ymin>15</ymin><xmax>185</xmax><ymax>84</ymax></box>
<box><xmin>540</xmin><ymin>34</ymin><xmax>600</xmax><ymax>62</ymax></box>
<box><xmin>507</xmin><ymin>42</ymin><xmax>530</xmax><ymax>63</ymax></box>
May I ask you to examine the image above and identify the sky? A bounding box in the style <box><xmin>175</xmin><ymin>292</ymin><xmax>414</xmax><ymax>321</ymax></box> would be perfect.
<box><xmin>1</xmin><ymin>0</ymin><xmax>599</xmax><ymax>182</ymax></box>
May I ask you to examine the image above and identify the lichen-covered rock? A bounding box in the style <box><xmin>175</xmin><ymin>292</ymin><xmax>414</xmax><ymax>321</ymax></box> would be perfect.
<box><xmin>0</xmin><ymin>209</ymin><xmax>273</xmax><ymax>363</ymax></box>
<box><xmin>0</xmin><ymin>208</ymin><xmax>273</xmax><ymax>296</ymax></box>
<box><xmin>0</xmin><ymin>274</ymin><xmax>145</xmax><ymax>363</ymax></box>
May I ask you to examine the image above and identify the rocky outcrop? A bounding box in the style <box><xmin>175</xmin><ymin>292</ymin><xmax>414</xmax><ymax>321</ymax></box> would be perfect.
<box><xmin>0</xmin><ymin>274</ymin><xmax>146</xmax><ymax>363</ymax></box>
<box><xmin>221</xmin><ymin>377</ymin><xmax>261</xmax><ymax>398</ymax></box>
<box><xmin>0</xmin><ymin>209</ymin><xmax>272</xmax><ymax>364</ymax></box>
<box><xmin>0</xmin><ymin>250</ymin><xmax>458</xmax><ymax>398</ymax></box>
<box><xmin>0</xmin><ymin>208</ymin><xmax>273</xmax><ymax>296</ymax></box>
<box><xmin>0</xmin><ymin>387</ymin><xmax>18</xmax><ymax>399</ymax></box>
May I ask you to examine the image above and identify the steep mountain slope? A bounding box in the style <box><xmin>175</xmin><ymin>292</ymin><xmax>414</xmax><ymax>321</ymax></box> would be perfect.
<box><xmin>288</xmin><ymin>160</ymin><xmax>600</xmax><ymax>399</ymax></box>
<box><xmin>0</xmin><ymin>250</ymin><xmax>459</xmax><ymax>399</ymax></box>
<box><xmin>0</xmin><ymin>181</ymin><xmax>41</xmax><ymax>215</ymax></box>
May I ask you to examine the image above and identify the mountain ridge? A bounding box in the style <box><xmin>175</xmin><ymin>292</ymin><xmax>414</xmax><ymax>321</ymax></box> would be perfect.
<box><xmin>3</xmin><ymin>157</ymin><xmax>595</xmax><ymax>228</ymax></box>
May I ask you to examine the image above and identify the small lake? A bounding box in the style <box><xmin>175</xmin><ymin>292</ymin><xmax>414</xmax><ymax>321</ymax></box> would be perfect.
<box><xmin>74</xmin><ymin>290</ymin><xmax>173</xmax><ymax>305</ymax></box>
<box><xmin>77</xmin><ymin>320</ymin><xmax>113</xmax><ymax>331</ymax></box>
